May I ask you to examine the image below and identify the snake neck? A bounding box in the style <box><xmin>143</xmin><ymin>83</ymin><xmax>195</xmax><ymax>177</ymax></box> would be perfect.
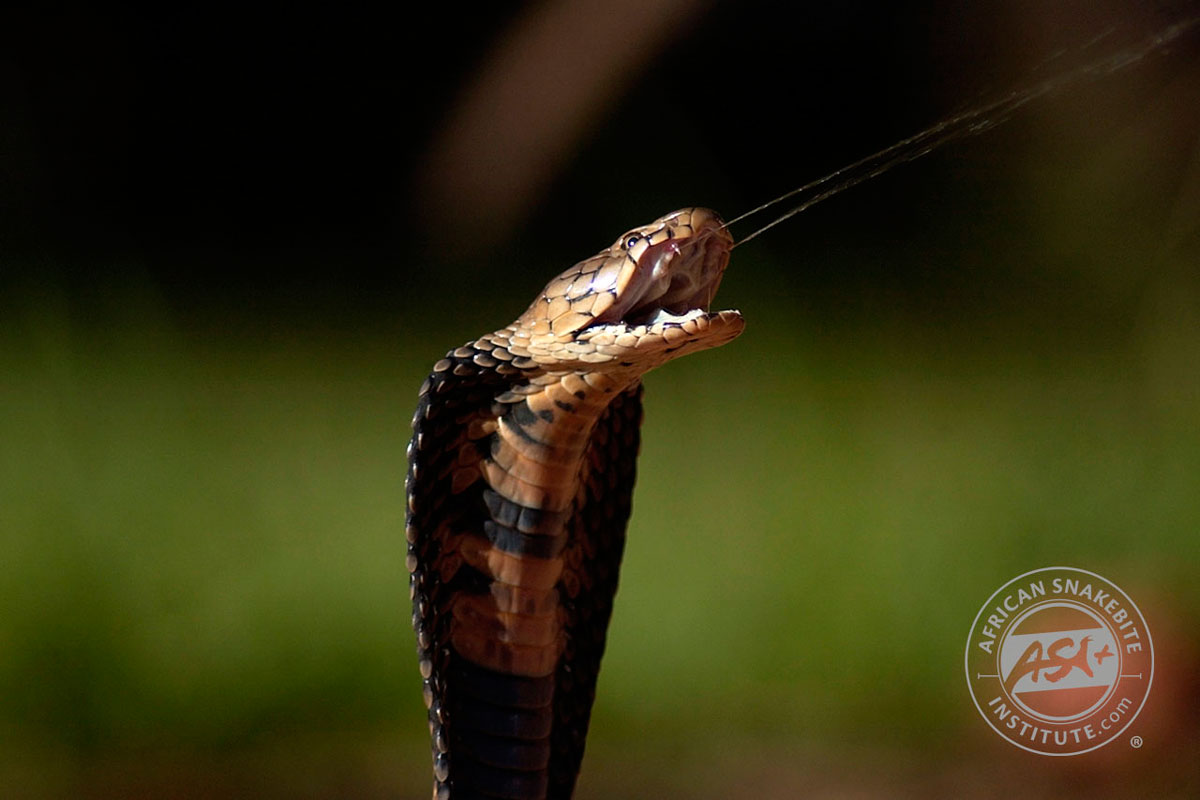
<box><xmin>485</xmin><ymin>368</ymin><xmax>638</xmax><ymax>520</ymax></box>
<box><xmin>446</xmin><ymin>367</ymin><xmax>638</xmax><ymax>681</ymax></box>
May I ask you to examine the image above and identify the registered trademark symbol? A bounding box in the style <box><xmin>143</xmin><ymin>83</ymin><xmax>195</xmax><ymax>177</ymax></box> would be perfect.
<box><xmin>1130</xmin><ymin>735</ymin><xmax>1144</xmax><ymax>749</ymax></box>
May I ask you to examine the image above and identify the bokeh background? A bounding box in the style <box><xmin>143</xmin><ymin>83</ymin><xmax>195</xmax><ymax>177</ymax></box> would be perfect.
<box><xmin>4</xmin><ymin>1</ymin><xmax>1199</xmax><ymax>797</ymax></box>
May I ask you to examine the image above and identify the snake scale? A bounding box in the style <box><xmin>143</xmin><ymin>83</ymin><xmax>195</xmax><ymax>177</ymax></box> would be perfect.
<box><xmin>406</xmin><ymin>207</ymin><xmax>744</xmax><ymax>799</ymax></box>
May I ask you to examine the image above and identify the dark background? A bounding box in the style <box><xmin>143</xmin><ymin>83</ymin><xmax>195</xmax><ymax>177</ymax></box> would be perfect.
<box><xmin>3</xmin><ymin>2</ymin><xmax>1200</xmax><ymax>798</ymax></box>
<box><xmin>7</xmin><ymin>1</ymin><xmax>1194</xmax><ymax>314</ymax></box>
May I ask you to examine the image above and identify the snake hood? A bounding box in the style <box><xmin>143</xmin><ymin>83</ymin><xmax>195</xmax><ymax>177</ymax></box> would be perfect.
<box><xmin>504</xmin><ymin>207</ymin><xmax>745</xmax><ymax>374</ymax></box>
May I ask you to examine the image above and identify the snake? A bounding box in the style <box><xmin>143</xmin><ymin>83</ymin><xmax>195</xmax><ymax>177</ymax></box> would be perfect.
<box><xmin>405</xmin><ymin>207</ymin><xmax>744</xmax><ymax>799</ymax></box>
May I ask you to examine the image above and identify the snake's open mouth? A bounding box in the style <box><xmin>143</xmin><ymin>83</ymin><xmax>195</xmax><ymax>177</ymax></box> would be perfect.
<box><xmin>604</xmin><ymin>214</ymin><xmax>735</xmax><ymax>328</ymax></box>
<box><xmin>517</xmin><ymin>207</ymin><xmax>742</xmax><ymax>351</ymax></box>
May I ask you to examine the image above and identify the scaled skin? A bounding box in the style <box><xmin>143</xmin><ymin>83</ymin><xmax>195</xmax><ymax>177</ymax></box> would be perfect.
<box><xmin>407</xmin><ymin>207</ymin><xmax>743</xmax><ymax>799</ymax></box>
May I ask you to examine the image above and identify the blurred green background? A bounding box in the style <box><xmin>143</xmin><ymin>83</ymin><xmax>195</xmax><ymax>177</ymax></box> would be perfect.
<box><xmin>3</xmin><ymin>2</ymin><xmax>1199</xmax><ymax>797</ymax></box>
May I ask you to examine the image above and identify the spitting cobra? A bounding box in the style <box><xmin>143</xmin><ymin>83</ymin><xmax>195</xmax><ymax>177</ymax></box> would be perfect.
<box><xmin>406</xmin><ymin>207</ymin><xmax>744</xmax><ymax>799</ymax></box>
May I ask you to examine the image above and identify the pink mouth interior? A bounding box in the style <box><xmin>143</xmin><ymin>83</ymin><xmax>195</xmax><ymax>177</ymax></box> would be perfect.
<box><xmin>594</xmin><ymin>232</ymin><xmax>731</xmax><ymax>326</ymax></box>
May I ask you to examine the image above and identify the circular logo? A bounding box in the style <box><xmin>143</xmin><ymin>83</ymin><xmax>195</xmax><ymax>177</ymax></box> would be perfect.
<box><xmin>965</xmin><ymin>567</ymin><xmax>1153</xmax><ymax>755</ymax></box>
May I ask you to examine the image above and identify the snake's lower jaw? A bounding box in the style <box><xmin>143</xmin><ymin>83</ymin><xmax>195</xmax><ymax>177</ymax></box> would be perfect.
<box><xmin>542</xmin><ymin>308</ymin><xmax>742</xmax><ymax>373</ymax></box>
<box><xmin>641</xmin><ymin>307</ymin><xmax>745</xmax><ymax>360</ymax></box>
<box><xmin>697</xmin><ymin>308</ymin><xmax>746</xmax><ymax>347</ymax></box>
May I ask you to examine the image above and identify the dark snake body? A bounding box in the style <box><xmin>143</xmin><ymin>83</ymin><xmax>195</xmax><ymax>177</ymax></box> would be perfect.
<box><xmin>406</xmin><ymin>208</ymin><xmax>743</xmax><ymax>799</ymax></box>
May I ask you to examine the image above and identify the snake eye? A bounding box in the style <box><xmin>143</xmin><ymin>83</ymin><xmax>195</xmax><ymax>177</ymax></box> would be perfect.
<box><xmin>623</xmin><ymin>234</ymin><xmax>641</xmax><ymax>250</ymax></box>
